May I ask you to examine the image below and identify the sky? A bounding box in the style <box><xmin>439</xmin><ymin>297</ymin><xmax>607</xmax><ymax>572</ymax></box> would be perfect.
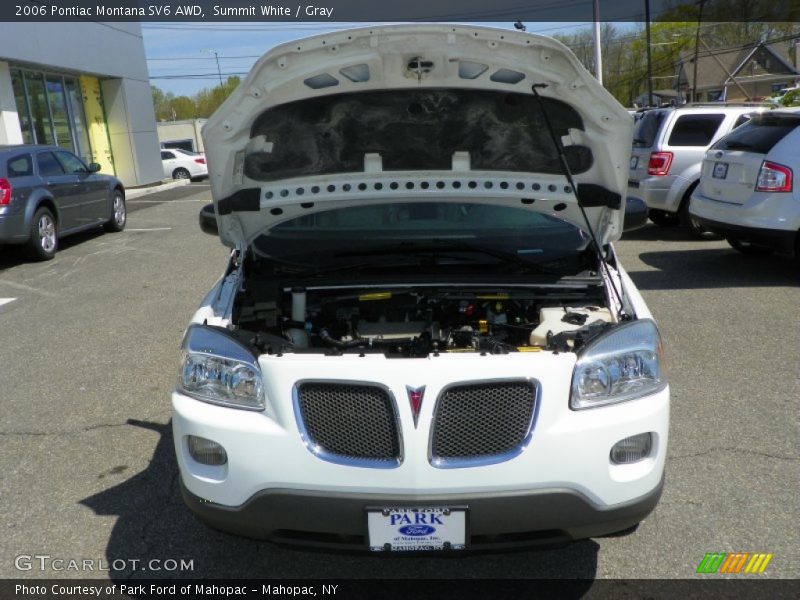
<box><xmin>142</xmin><ymin>22</ymin><xmax>614</xmax><ymax>96</ymax></box>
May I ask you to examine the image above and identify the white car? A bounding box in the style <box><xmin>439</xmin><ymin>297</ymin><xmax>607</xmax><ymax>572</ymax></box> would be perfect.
<box><xmin>172</xmin><ymin>24</ymin><xmax>669</xmax><ymax>552</ymax></box>
<box><xmin>690</xmin><ymin>108</ymin><xmax>800</xmax><ymax>257</ymax></box>
<box><xmin>160</xmin><ymin>148</ymin><xmax>208</xmax><ymax>180</ymax></box>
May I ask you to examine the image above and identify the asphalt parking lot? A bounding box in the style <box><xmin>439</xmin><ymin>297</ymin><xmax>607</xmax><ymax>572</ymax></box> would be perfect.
<box><xmin>0</xmin><ymin>182</ymin><xmax>797</xmax><ymax>580</ymax></box>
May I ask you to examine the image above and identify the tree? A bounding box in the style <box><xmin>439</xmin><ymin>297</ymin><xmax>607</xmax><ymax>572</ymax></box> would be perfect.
<box><xmin>780</xmin><ymin>88</ymin><xmax>800</xmax><ymax>107</ymax></box>
<box><xmin>170</xmin><ymin>96</ymin><xmax>196</xmax><ymax>120</ymax></box>
<box><xmin>151</xmin><ymin>77</ymin><xmax>241</xmax><ymax>121</ymax></box>
<box><xmin>194</xmin><ymin>77</ymin><xmax>241</xmax><ymax>118</ymax></box>
<box><xmin>554</xmin><ymin>22</ymin><xmax>695</xmax><ymax>107</ymax></box>
<box><xmin>151</xmin><ymin>86</ymin><xmax>177</xmax><ymax>121</ymax></box>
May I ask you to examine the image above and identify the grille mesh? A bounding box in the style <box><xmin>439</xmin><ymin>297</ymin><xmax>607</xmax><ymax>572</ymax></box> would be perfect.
<box><xmin>296</xmin><ymin>382</ymin><xmax>400</xmax><ymax>462</ymax></box>
<box><xmin>431</xmin><ymin>381</ymin><xmax>536</xmax><ymax>461</ymax></box>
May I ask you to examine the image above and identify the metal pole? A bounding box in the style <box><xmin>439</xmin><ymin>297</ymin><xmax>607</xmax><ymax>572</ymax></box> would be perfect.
<box><xmin>645</xmin><ymin>0</ymin><xmax>653</xmax><ymax>106</ymax></box>
<box><xmin>593</xmin><ymin>0</ymin><xmax>603</xmax><ymax>84</ymax></box>
<box><xmin>214</xmin><ymin>51</ymin><xmax>223</xmax><ymax>87</ymax></box>
<box><xmin>692</xmin><ymin>0</ymin><xmax>705</xmax><ymax>103</ymax></box>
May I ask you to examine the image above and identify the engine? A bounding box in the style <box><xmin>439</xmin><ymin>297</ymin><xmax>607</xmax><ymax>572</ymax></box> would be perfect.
<box><xmin>232</xmin><ymin>285</ymin><xmax>615</xmax><ymax>357</ymax></box>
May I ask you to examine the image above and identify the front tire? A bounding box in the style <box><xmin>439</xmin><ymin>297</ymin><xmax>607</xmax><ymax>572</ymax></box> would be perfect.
<box><xmin>173</xmin><ymin>168</ymin><xmax>191</xmax><ymax>180</ymax></box>
<box><xmin>104</xmin><ymin>190</ymin><xmax>126</xmax><ymax>232</ymax></box>
<box><xmin>28</xmin><ymin>207</ymin><xmax>57</xmax><ymax>261</ymax></box>
<box><xmin>727</xmin><ymin>238</ymin><xmax>775</xmax><ymax>256</ymax></box>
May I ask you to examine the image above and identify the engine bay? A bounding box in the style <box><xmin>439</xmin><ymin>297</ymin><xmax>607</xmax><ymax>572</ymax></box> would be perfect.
<box><xmin>230</xmin><ymin>277</ymin><xmax>616</xmax><ymax>357</ymax></box>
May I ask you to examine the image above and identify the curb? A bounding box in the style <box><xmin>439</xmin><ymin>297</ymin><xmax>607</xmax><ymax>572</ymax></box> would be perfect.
<box><xmin>126</xmin><ymin>179</ymin><xmax>190</xmax><ymax>200</ymax></box>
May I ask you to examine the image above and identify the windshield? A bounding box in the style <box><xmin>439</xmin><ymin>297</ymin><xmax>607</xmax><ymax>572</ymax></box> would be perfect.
<box><xmin>712</xmin><ymin>113</ymin><xmax>800</xmax><ymax>154</ymax></box>
<box><xmin>253</xmin><ymin>202</ymin><xmax>589</xmax><ymax>273</ymax></box>
<box><xmin>632</xmin><ymin>110</ymin><xmax>667</xmax><ymax>147</ymax></box>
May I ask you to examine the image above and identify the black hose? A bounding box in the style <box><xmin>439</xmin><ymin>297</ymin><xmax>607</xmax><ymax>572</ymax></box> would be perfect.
<box><xmin>318</xmin><ymin>328</ymin><xmax>369</xmax><ymax>349</ymax></box>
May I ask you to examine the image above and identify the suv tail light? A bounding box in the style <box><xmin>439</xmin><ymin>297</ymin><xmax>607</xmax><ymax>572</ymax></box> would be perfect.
<box><xmin>755</xmin><ymin>161</ymin><xmax>792</xmax><ymax>192</ymax></box>
<box><xmin>0</xmin><ymin>178</ymin><xmax>11</xmax><ymax>206</ymax></box>
<box><xmin>647</xmin><ymin>152</ymin><xmax>673</xmax><ymax>176</ymax></box>
<box><xmin>194</xmin><ymin>157</ymin><xmax>206</xmax><ymax>164</ymax></box>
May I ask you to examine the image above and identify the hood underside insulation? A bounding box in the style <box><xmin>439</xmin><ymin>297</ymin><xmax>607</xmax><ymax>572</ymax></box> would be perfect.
<box><xmin>245</xmin><ymin>89</ymin><xmax>593</xmax><ymax>181</ymax></box>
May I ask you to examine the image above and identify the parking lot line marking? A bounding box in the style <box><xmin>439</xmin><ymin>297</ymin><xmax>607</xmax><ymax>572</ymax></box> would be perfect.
<box><xmin>0</xmin><ymin>280</ymin><xmax>56</xmax><ymax>297</ymax></box>
<box><xmin>125</xmin><ymin>227</ymin><xmax>174</xmax><ymax>231</ymax></box>
<box><xmin>0</xmin><ymin>298</ymin><xmax>16</xmax><ymax>307</ymax></box>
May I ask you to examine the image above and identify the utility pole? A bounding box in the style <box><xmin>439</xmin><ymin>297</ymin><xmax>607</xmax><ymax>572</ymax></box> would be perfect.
<box><xmin>202</xmin><ymin>49</ymin><xmax>224</xmax><ymax>87</ymax></box>
<box><xmin>593</xmin><ymin>0</ymin><xmax>603</xmax><ymax>84</ymax></box>
<box><xmin>645</xmin><ymin>0</ymin><xmax>653</xmax><ymax>106</ymax></box>
<box><xmin>692</xmin><ymin>0</ymin><xmax>706</xmax><ymax>103</ymax></box>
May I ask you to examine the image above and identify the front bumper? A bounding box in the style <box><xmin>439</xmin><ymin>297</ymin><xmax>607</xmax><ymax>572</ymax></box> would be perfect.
<box><xmin>181</xmin><ymin>475</ymin><xmax>664</xmax><ymax>550</ymax></box>
<box><xmin>173</xmin><ymin>352</ymin><xmax>669</xmax><ymax>549</ymax></box>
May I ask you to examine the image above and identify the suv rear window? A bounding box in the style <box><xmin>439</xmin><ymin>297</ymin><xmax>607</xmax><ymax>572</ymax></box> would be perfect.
<box><xmin>7</xmin><ymin>154</ymin><xmax>33</xmax><ymax>177</ymax></box>
<box><xmin>712</xmin><ymin>113</ymin><xmax>800</xmax><ymax>154</ymax></box>
<box><xmin>632</xmin><ymin>111</ymin><xmax>666</xmax><ymax>147</ymax></box>
<box><xmin>667</xmin><ymin>114</ymin><xmax>725</xmax><ymax>146</ymax></box>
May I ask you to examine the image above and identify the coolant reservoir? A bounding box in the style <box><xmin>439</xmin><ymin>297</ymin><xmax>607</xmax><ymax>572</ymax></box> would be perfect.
<box><xmin>530</xmin><ymin>306</ymin><xmax>614</xmax><ymax>347</ymax></box>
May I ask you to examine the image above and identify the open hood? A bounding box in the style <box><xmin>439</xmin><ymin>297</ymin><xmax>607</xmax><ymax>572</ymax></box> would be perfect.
<box><xmin>202</xmin><ymin>24</ymin><xmax>633</xmax><ymax>250</ymax></box>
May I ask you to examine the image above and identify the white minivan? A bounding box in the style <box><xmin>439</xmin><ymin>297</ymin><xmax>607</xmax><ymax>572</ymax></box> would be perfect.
<box><xmin>172</xmin><ymin>24</ymin><xmax>669</xmax><ymax>552</ymax></box>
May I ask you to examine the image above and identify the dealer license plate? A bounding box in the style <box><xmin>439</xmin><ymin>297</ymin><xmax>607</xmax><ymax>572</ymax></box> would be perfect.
<box><xmin>367</xmin><ymin>507</ymin><xmax>466</xmax><ymax>552</ymax></box>
<box><xmin>712</xmin><ymin>162</ymin><xmax>729</xmax><ymax>179</ymax></box>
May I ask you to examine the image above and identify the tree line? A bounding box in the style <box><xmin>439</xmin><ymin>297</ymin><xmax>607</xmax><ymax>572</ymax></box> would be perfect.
<box><xmin>151</xmin><ymin>76</ymin><xmax>241</xmax><ymax>121</ymax></box>
<box><xmin>554</xmin><ymin>20</ymin><xmax>799</xmax><ymax>106</ymax></box>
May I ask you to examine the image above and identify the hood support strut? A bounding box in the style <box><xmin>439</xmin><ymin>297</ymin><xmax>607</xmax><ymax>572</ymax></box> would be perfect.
<box><xmin>530</xmin><ymin>83</ymin><xmax>628</xmax><ymax>320</ymax></box>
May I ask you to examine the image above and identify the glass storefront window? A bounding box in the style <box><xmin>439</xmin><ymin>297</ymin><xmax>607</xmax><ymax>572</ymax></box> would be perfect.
<box><xmin>10</xmin><ymin>69</ymin><xmax>33</xmax><ymax>144</ymax></box>
<box><xmin>9</xmin><ymin>68</ymin><xmax>93</xmax><ymax>164</ymax></box>
<box><xmin>24</xmin><ymin>72</ymin><xmax>55</xmax><ymax>146</ymax></box>
<box><xmin>65</xmin><ymin>78</ymin><xmax>92</xmax><ymax>164</ymax></box>
<box><xmin>46</xmin><ymin>76</ymin><xmax>73</xmax><ymax>151</ymax></box>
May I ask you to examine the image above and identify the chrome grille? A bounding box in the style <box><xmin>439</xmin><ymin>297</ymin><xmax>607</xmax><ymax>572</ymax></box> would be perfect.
<box><xmin>295</xmin><ymin>382</ymin><xmax>401</xmax><ymax>467</ymax></box>
<box><xmin>430</xmin><ymin>380</ymin><xmax>537</xmax><ymax>466</ymax></box>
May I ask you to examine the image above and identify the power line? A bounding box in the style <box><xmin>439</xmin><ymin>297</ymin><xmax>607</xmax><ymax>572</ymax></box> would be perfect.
<box><xmin>150</xmin><ymin>73</ymin><xmax>249</xmax><ymax>79</ymax></box>
<box><xmin>147</xmin><ymin>55</ymin><xmax>262</xmax><ymax>61</ymax></box>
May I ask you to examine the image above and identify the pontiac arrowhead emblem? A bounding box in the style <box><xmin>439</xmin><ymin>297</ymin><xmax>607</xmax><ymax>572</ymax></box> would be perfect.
<box><xmin>406</xmin><ymin>386</ymin><xmax>425</xmax><ymax>428</ymax></box>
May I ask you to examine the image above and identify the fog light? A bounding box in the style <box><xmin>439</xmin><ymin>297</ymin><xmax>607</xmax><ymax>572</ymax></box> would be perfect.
<box><xmin>187</xmin><ymin>435</ymin><xmax>227</xmax><ymax>466</ymax></box>
<box><xmin>610</xmin><ymin>433</ymin><xmax>652</xmax><ymax>464</ymax></box>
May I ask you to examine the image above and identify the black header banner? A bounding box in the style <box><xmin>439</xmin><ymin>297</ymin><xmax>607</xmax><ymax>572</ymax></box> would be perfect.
<box><xmin>3</xmin><ymin>0</ymin><xmax>799</xmax><ymax>22</ymax></box>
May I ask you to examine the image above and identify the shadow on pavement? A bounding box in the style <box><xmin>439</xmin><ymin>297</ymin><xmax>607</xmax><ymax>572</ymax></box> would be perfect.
<box><xmin>80</xmin><ymin>420</ymin><xmax>600</xmax><ymax>582</ymax></box>
<box><xmin>0</xmin><ymin>228</ymin><xmax>106</xmax><ymax>271</ymax></box>
<box><xmin>629</xmin><ymin>247</ymin><xmax>797</xmax><ymax>290</ymax></box>
<box><xmin>620</xmin><ymin>222</ymin><xmax>700</xmax><ymax>243</ymax></box>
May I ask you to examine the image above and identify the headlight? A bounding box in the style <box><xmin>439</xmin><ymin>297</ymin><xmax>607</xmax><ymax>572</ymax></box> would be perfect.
<box><xmin>177</xmin><ymin>325</ymin><xmax>265</xmax><ymax>411</ymax></box>
<box><xmin>570</xmin><ymin>319</ymin><xmax>666</xmax><ymax>410</ymax></box>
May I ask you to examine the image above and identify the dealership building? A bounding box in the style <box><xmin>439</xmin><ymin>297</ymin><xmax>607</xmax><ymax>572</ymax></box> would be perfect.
<box><xmin>0</xmin><ymin>22</ymin><xmax>161</xmax><ymax>186</ymax></box>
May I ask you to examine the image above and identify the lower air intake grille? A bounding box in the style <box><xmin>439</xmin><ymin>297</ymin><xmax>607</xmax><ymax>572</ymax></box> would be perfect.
<box><xmin>431</xmin><ymin>380</ymin><xmax>537</xmax><ymax>466</ymax></box>
<box><xmin>295</xmin><ymin>382</ymin><xmax>401</xmax><ymax>466</ymax></box>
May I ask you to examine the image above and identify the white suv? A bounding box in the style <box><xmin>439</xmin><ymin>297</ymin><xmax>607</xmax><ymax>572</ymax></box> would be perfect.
<box><xmin>172</xmin><ymin>25</ymin><xmax>669</xmax><ymax>552</ymax></box>
<box><xmin>628</xmin><ymin>105</ymin><xmax>763</xmax><ymax>237</ymax></box>
<box><xmin>690</xmin><ymin>108</ymin><xmax>800</xmax><ymax>258</ymax></box>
